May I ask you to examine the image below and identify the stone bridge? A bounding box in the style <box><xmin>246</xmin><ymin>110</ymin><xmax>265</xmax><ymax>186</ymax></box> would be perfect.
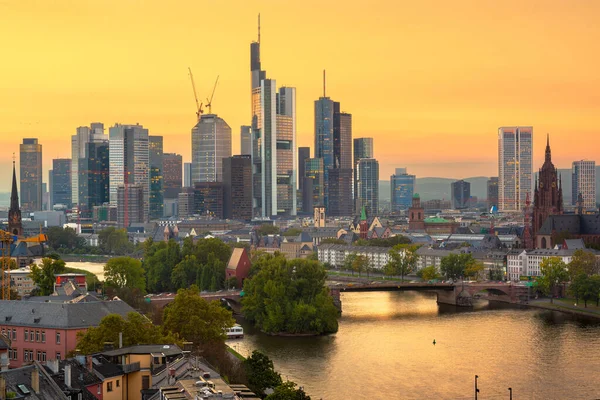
<box><xmin>146</xmin><ymin>290</ymin><xmax>243</xmax><ymax>313</ymax></box>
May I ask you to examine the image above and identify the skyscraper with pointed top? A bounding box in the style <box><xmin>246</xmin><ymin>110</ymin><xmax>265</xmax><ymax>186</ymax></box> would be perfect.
<box><xmin>8</xmin><ymin>160</ymin><xmax>23</xmax><ymax>237</ymax></box>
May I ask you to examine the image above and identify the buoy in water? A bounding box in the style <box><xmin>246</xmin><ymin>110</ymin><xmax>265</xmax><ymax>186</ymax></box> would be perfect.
<box><xmin>433</xmin><ymin>339</ymin><xmax>436</xmax><ymax>345</ymax></box>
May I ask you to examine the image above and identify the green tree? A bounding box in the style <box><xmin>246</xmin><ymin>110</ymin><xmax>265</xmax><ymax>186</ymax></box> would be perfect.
<box><xmin>282</xmin><ymin>228</ymin><xmax>303</xmax><ymax>237</ymax></box>
<box><xmin>538</xmin><ymin>257</ymin><xmax>570</xmax><ymax>304</ymax></box>
<box><xmin>591</xmin><ymin>275</ymin><xmax>600</xmax><ymax>306</ymax></box>
<box><xmin>171</xmin><ymin>255</ymin><xmax>200</xmax><ymax>289</ymax></box>
<box><xmin>244</xmin><ymin>350</ymin><xmax>283</xmax><ymax>398</ymax></box>
<box><xmin>343</xmin><ymin>253</ymin><xmax>357</xmax><ymax>274</ymax></box>
<box><xmin>416</xmin><ymin>265</ymin><xmax>441</xmax><ymax>281</ymax></box>
<box><xmin>265</xmin><ymin>381</ymin><xmax>311</xmax><ymax>400</ymax></box>
<box><xmin>30</xmin><ymin>257</ymin><xmax>66</xmax><ymax>295</ymax></box>
<box><xmin>440</xmin><ymin>253</ymin><xmax>476</xmax><ymax>281</ymax></box>
<box><xmin>104</xmin><ymin>257</ymin><xmax>146</xmax><ymax>292</ymax></box>
<box><xmin>257</xmin><ymin>224</ymin><xmax>280</xmax><ymax>235</ymax></box>
<box><xmin>464</xmin><ymin>261</ymin><xmax>484</xmax><ymax>281</ymax></box>
<box><xmin>352</xmin><ymin>254</ymin><xmax>369</xmax><ymax>277</ymax></box>
<box><xmin>98</xmin><ymin>227</ymin><xmax>134</xmax><ymax>255</ymax></box>
<box><xmin>384</xmin><ymin>245</ymin><xmax>417</xmax><ymax>282</ymax></box>
<box><xmin>162</xmin><ymin>285</ymin><xmax>235</xmax><ymax>345</ymax></box>
<box><xmin>46</xmin><ymin>226</ymin><xmax>85</xmax><ymax>251</ymax></box>
<box><xmin>568</xmin><ymin>249</ymin><xmax>599</xmax><ymax>279</ymax></box>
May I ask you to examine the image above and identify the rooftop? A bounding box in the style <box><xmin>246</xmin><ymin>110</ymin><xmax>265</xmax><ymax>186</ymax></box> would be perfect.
<box><xmin>101</xmin><ymin>344</ymin><xmax>183</xmax><ymax>358</ymax></box>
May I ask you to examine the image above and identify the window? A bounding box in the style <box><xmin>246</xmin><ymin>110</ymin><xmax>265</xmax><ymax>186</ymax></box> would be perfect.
<box><xmin>41</xmin><ymin>331</ymin><xmax>45</xmax><ymax>343</ymax></box>
<box><xmin>142</xmin><ymin>375</ymin><xmax>150</xmax><ymax>390</ymax></box>
<box><xmin>116</xmin><ymin>380</ymin><xmax>120</xmax><ymax>388</ymax></box>
<box><xmin>23</xmin><ymin>349</ymin><xmax>28</xmax><ymax>362</ymax></box>
<box><xmin>24</xmin><ymin>330</ymin><xmax>29</xmax><ymax>342</ymax></box>
<box><xmin>35</xmin><ymin>331</ymin><xmax>40</xmax><ymax>342</ymax></box>
<box><xmin>107</xmin><ymin>382</ymin><xmax>113</xmax><ymax>392</ymax></box>
<box><xmin>56</xmin><ymin>332</ymin><xmax>61</xmax><ymax>344</ymax></box>
<box><xmin>42</xmin><ymin>352</ymin><xmax>46</xmax><ymax>362</ymax></box>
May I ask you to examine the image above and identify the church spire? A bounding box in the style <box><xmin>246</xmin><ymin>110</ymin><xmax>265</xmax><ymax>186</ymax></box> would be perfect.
<box><xmin>10</xmin><ymin>156</ymin><xmax>19</xmax><ymax>212</ymax></box>
<box><xmin>545</xmin><ymin>133</ymin><xmax>551</xmax><ymax>163</ymax></box>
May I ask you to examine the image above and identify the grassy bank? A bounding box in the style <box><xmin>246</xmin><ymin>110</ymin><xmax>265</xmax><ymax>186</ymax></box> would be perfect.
<box><xmin>226</xmin><ymin>345</ymin><xmax>246</xmax><ymax>361</ymax></box>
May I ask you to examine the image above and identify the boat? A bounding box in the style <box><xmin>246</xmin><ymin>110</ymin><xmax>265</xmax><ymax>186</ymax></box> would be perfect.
<box><xmin>225</xmin><ymin>324</ymin><xmax>244</xmax><ymax>339</ymax></box>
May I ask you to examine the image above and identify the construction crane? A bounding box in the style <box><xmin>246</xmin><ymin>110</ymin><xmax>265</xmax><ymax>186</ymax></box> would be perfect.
<box><xmin>188</xmin><ymin>67</ymin><xmax>203</xmax><ymax>121</ymax></box>
<box><xmin>0</xmin><ymin>230</ymin><xmax>14</xmax><ymax>300</ymax></box>
<box><xmin>205</xmin><ymin>75</ymin><xmax>220</xmax><ymax>115</ymax></box>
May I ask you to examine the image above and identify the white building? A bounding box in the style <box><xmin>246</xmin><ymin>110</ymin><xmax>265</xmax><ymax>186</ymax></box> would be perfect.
<box><xmin>506</xmin><ymin>248</ymin><xmax>578</xmax><ymax>280</ymax></box>
<box><xmin>318</xmin><ymin>244</ymin><xmax>393</xmax><ymax>270</ymax></box>
<box><xmin>498</xmin><ymin>126</ymin><xmax>533</xmax><ymax>212</ymax></box>
<box><xmin>6</xmin><ymin>267</ymin><xmax>36</xmax><ymax>297</ymax></box>
<box><xmin>572</xmin><ymin>160</ymin><xmax>596</xmax><ymax>210</ymax></box>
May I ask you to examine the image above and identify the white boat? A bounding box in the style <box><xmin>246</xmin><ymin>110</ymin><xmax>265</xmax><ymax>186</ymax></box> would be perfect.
<box><xmin>225</xmin><ymin>324</ymin><xmax>244</xmax><ymax>339</ymax></box>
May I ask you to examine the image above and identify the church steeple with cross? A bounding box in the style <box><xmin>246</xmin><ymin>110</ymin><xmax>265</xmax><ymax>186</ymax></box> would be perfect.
<box><xmin>8</xmin><ymin>153</ymin><xmax>23</xmax><ymax>237</ymax></box>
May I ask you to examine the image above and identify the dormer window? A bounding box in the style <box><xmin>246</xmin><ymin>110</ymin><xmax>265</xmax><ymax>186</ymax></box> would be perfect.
<box><xmin>34</xmin><ymin>317</ymin><xmax>41</xmax><ymax>323</ymax></box>
<box><xmin>5</xmin><ymin>316</ymin><xmax>11</xmax><ymax>322</ymax></box>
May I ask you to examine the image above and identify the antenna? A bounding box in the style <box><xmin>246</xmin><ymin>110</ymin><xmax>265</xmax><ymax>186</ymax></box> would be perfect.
<box><xmin>258</xmin><ymin>13</ymin><xmax>261</xmax><ymax>43</ymax></box>
<box><xmin>323</xmin><ymin>69</ymin><xmax>326</xmax><ymax>97</ymax></box>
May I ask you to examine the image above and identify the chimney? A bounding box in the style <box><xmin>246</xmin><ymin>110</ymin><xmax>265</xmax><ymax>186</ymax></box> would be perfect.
<box><xmin>47</xmin><ymin>359</ymin><xmax>60</xmax><ymax>374</ymax></box>
<box><xmin>86</xmin><ymin>355</ymin><xmax>93</xmax><ymax>372</ymax></box>
<box><xmin>0</xmin><ymin>376</ymin><xmax>6</xmax><ymax>398</ymax></box>
<box><xmin>119</xmin><ymin>332</ymin><xmax>123</xmax><ymax>349</ymax></box>
<box><xmin>64</xmin><ymin>364</ymin><xmax>72</xmax><ymax>388</ymax></box>
<box><xmin>31</xmin><ymin>368</ymin><xmax>40</xmax><ymax>393</ymax></box>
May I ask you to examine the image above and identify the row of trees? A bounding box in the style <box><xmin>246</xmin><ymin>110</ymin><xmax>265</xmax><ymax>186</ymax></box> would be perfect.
<box><xmin>46</xmin><ymin>226</ymin><xmax>135</xmax><ymax>255</ymax></box>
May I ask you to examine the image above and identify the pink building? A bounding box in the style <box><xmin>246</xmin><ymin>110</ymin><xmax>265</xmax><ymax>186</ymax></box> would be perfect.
<box><xmin>0</xmin><ymin>299</ymin><xmax>135</xmax><ymax>368</ymax></box>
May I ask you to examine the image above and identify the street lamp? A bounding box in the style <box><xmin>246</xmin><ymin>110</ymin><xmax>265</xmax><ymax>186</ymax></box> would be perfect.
<box><xmin>475</xmin><ymin>375</ymin><xmax>480</xmax><ymax>400</ymax></box>
<box><xmin>508</xmin><ymin>387</ymin><xmax>512</xmax><ymax>400</ymax></box>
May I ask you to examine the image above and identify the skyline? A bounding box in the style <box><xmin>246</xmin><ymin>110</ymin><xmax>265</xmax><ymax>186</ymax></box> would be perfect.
<box><xmin>1</xmin><ymin>0</ymin><xmax>600</xmax><ymax>191</ymax></box>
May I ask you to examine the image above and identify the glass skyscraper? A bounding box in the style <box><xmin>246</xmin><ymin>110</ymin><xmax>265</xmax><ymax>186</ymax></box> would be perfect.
<box><xmin>191</xmin><ymin>114</ymin><xmax>232</xmax><ymax>184</ymax></box>
<box><xmin>390</xmin><ymin>168</ymin><xmax>415</xmax><ymax>212</ymax></box>
<box><xmin>19</xmin><ymin>138</ymin><xmax>43</xmax><ymax>212</ymax></box>
<box><xmin>149</xmin><ymin>135</ymin><xmax>164</xmax><ymax>220</ymax></box>
<box><xmin>71</xmin><ymin>123</ymin><xmax>105</xmax><ymax>206</ymax></box>
<box><xmin>498</xmin><ymin>126</ymin><xmax>533</xmax><ymax>212</ymax></box>
<box><xmin>78</xmin><ymin>141</ymin><xmax>109</xmax><ymax>216</ymax></box>
<box><xmin>51</xmin><ymin>159</ymin><xmax>72</xmax><ymax>209</ymax></box>
<box><xmin>305</xmin><ymin>158</ymin><xmax>324</xmax><ymax>208</ymax></box>
<box><xmin>356</xmin><ymin>158</ymin><xmax>379</xmax><ymax>215</ymax></box>
<box><xmin>572</xmin><ymin>160</ymin><xmax>596</xmax><ymax>209</ymax></box>
<box><xmin>354</xmin><ymin>138</ymin><xmax>374</xmax><ymax>212</ymax></box>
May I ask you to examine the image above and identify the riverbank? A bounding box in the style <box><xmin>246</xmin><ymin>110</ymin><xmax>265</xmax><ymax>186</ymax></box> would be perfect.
<box><xmin>524</xmin><ymin>298</ymin><xmax>600</xmax><ymax>321</ymax></box>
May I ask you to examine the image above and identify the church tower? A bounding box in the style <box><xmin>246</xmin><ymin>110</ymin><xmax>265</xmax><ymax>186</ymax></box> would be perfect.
<box><xmin>533</xmin><ymin>134</ymin><xmax>563</xmax><ymax>247</ymax></box>
<box><xmin>8</xmin><ymin>159</ymin><xmax>23</xmax><ymax>237</ymax></box>
<box><xmin>408</xmin><ymin>193</ymin><xmax>425</xmax><ymax>231</ymax></box>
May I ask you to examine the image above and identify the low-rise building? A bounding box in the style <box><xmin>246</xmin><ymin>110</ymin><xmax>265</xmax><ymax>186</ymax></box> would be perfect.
<box><xmin>226</xmin><ymin>248</ymin><xmax>251</xmax><ymax>286</ymax></box>
<box><xmin>0</xmin><ymin>361</ymin><xmax>68</xmax><ymax>399</ymax></box>
<box><xmin>318</xmin><ymin>244</ymin><xmax>393</xmax><ymax>270</ymax></box>
<box><xmin>6</xmin><ymin>267</ymin><xmax>36</xmax><ymax>298</ymax></box>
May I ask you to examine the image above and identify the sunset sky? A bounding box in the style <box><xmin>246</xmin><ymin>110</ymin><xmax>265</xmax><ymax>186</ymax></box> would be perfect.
<box><xmin>1</xmin><ymin>0</ymin><xmax>599</xmax><ymax>192</ymax></box>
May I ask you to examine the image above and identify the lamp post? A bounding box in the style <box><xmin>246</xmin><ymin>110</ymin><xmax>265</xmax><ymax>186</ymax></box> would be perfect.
<box><xmin>508</xmin><ymin>387</ymin><xmax>512</xmax><ymax>400</ymax></box>
<box><xmin>475</xmin><ymin>375</ymin><xmax>480</xmax><ymax>400</ymax></box>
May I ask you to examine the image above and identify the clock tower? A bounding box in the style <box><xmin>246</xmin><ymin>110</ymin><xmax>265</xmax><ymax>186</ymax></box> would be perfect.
<box><xmin>8</xmin><ymin>159</ymin><xmax>22</xmax><ymax>237</ymax></box>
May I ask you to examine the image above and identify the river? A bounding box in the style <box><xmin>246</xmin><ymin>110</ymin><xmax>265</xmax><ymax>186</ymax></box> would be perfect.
<box><xmin>229</xmin><ymin>291</ymin><xmax>600</xmax><ymax>400</ymax></box>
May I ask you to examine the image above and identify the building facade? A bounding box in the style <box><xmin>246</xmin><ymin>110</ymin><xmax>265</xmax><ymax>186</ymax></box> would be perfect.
<box><xmin>191</xmin><ymin>114</ymin><xmax>232</xmax><ymax>184</ymax></box>
<box><xmin>572</xmin><ymin>160</ymin><xmax>596</xmax><ymax>209</ymax></box>
<box><xmin>356</xmin><ymin>158</ymin><xmax>379</xmax><ymax>215</ymax></box>
<box><xmin>498</xmin><ymin>126</ymin><xmax>533</xmax><ymax>212</ymax></box>
<box><xmin>117</xmin><ymin>184</ymin><xmax>145</xmax><ymax>228</ymax></box>
<box><xmin>451</xmin><ymin>180</ymin><xmax>471</xmax><ymax>209</ymax></box>
<box><xmin>304</xmin><ymin>158</ymin><xmax>324</xmax><ymax>209</ymax></box>
<box><xmin>71</xmin><ymin>123</ymin><xmax>106</xmax><ymax>206</ymax></box>
<box><xmin>328</xmin><ymin>168</ymin><xmax>353</xmax><ymax>216</ymax></box>
<box><xmin>162</xmin><ymin>153</ymin><xmax>182</xmax><ymax>199</ymax></box>
<box><xmin>193</xmin><ymin>182</ymin><xmax>224</xmax><ymax>219</ymax></box>
<box><xmin>149</xmin><ymin>136</ymin><xmax>164</xmax><ymax>220</ymax></box>
<box><xmin>487</xmin><ymin>177</ymin><xmax>499</xmax><ymax>209</ymax></box>
<box><xmin>223</xmin><ymin>155</ymin><xmax>252</xmax><ymax>220</ymax></box>
<box><xmin>353</xmin><ymin>138</ymin><xmax>374</xmax><ymax>211</ymax></box>
<box><xmin>390</xmin><ymin>168</ymin><xmax>415</xmax><ymax>212</ymax></box>
<box><xmin>50</xmin><ymin>159</ymin><xmax>71</xmax><ymax>209</ymax></box>
<box><xmin>240</xmin><ymin>125</ymin><xmax>252</xmax><ymax>156</ymax></box>
<box><xmin>298</xmin><ymin>147</ymin><xmax>310</xmax><ymax>191</ymax></box>
<box><xmin>78</xmin><ymin>141</ymin><xmax>109</xmax><ymax>217</ymax></box>
<box><xmin>20</xmin><ymin>138</ymin><xmax>43</xmax><ymax>212</ymax></box>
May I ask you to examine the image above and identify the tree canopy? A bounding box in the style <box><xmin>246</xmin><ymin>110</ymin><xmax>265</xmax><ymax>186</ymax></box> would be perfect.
<box><xmin>30</xmin><ymin>257</ymin><xmax>66</xmax><ymax>296</ymax></box>
<box><xmin>265</xmin><ymin>381</ymin><xmax>311</xmax><ymax>400</ymax></box>
<box><xmin>242</xmin><ymin>255</ymin><xmax>339</xmax><ymax>335</ymax></box>
<box><xmin>244</xmin><ymin>350</ymin><xmax>283</xmax><ymax>397</ymax></box>
<box><xmin>416</xmin><ymin>265</ymin><xmax>441</xmax><ymax>281</ymax></box>
<box><xmin>46</xmin><ymin>226</ymin><xmax>86</xmax><ymax>251</ymax></box>
<box><xmin>257</xmin><ymin>224</ymin><xmax>280</xmax><ymax>235</ymax></box>
<box><xmin>538</xmin><ymin>257</ymin><xmax>570</xmax><ymax>303</ymax></box>
<box><xmin>98</xmin><ymin>227</ymin><xmax>135</xmax><ymax>255</ymax></box>
<box><xmin>353</xmin><ymin>235</ymin><xmax>412</xmax><ymax>248</ymax></box>
<box><xmin>440</xmin><ymin>253</ymin><xmax>477</xmax><ymax>280</ymax></box>
<box><xmin>384</xmin><ymin>245</ymin><xmax>418</xmax><ymax>281</ymax></box>
<box><xmin>104</xmin><ymin>257</ymin><xmax>146</xmax><ymax>292</ymax></box>
<box><xmin>568</xmin><ymin>249</ymin><xmax>599</xmax><ymax>279</ymax></box>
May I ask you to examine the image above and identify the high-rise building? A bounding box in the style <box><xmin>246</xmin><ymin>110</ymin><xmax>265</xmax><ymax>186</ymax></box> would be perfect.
<box><xmin>117</xmin><ymin>184</ymin><xmax>145</xmax><ymax>228</ymax></box>
<box><xmin>19</xmin><ymin>138</ymin><xmax>43</xmax><ymax>212</ymax></box>
<box><xmin>572</xmin><ymin>160</ymin><xmax>596</xmax><ymax>209</ymax></box>
<box><xmin>487</xmin><ymin>177</ymin><xmax>499</xmax><ymax>209</ymax></box>
<box><xmin>163</xmin><ymin>153</ymin><xmax>183</xmax><ymax>199</ymax></box>
<box><xmin>178</xmin><ymin>188</ymin><xmax>195</xmax><ymax>218</ymax></box>
<box><xmin>149</xmin><ymin>136</ymin><xmax>164</xmax><ymax>220</ymax></box>
<box><xmin>183</xmin><ymin>163</ymin><xmax>193</xmax><ymax>187</ymax></box>
<box><xmin>304</xmin><ymin>158</ymin><xmax>324</xmax><ymax>211</ymax></box>
<box><xmin>315</xmin><ymin>96</ymin><xmax>334</xmax><ymax>208</ymax></box>
<box><xmin>193</xmin><ymin>182</ymin><xmax>224</xmax><ymax>219</ymax></box>
<box><xmin>353</xmin><ymin>138</ymin><xmax>374</xmax><ymax>211</ymax></box>
<box><xmin>498</xmin><ymin>126</ymin><xmax>533</xmax><ymax>212</ymax></box>
<box><xmin>78</xmin><ymin>141</ymin><xmax>109</xmax><ymax>217</ymax></box>
<box><xmin>390</xmin><ymin>168</ymin><xmax>416</xmax><ymax>212</ymax></box>
<box><xmin>451</xmin><ymin>180</ymin><xmax>471</xmax><ymax>209</ymax></box>
<box><xmin>223</xmin><ymin>155</ymin><xmax>252</xmax><ymax>221</ymax></box>
<box><xmin>328</xmin><ymin>169</ymin><xmax>353</xmax><ymax>216</ymax></box>
<box><xmin>71</xmin><ymin>123</ymin><xmax>105</xmax><ymax>205</ymax></box>
<box><xmin>240</xmin><ymin>125</ymin><xmax>252</xmax><ymax>156</ymax></box>
<box><xmin>356</xmin><ymin>158</ymin><xmax>379</xmax><ymax>215</ymax></box>
<box><xmin>51</xmin><ymin>159</ymin><xmax>72</xmax><ymax>208</ymax></box>
<box><xmin>109</xmin><ymin>124</ymin><xmax>149</xmax><ymax>221</ymax></box>
<box><xmin>298</xmin><ymin>147</ymin><xmax>310</xmax><ymax>190</ymax></box>
<box><xmin>191</xmin><ymin>114</ymin><xmax>232</xmax><ymax>184</ymax></box>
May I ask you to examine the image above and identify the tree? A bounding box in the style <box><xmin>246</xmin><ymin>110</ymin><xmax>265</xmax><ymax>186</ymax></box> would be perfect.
<box><xmin>464</xmin><ymin>261</ymin><xmax>484</xmax><ymax>281</ymax></box>
<box><xmin>30</xmin><ymin>258</ymin><xmax>66</xmax><ymax>296</ymax></box>
<box><xmin>538</xmin><ymin>257</ymin><xmax>570</xmax><ymax>304</ymax></box>
<box><xmin>416</xmin><ymin>265</ymin><xmax>441</xmax><ymax>281</ymax></box>
<box><xmin>171</xmin><ymin>255</ymin><xmax>201</xmax><ymax>289</ymax></box>
<box><xmin>98</xmin><ymin>227</ymin><xmax>134</xmax><ymax>255</ymax></box>
<box><xmin>104</xmin><ymin>257</ymin><xmax>146</xmax><ymax>292</ymax></box>
<box><xmin>162</xmin><ymin>285</ymin><xmax>235</xmax><ymax>345</ymax></box>
<box><xmin>46</xmin><ymin>226</ymin><xmax>85</xmax><ymax>251</ymax></box>
<box><xmin>244</xmin><ymin>350</ymin><xmax>283</xmax><ymax>397</ymax></box>
<box><xmin>384</xmin><ymin>245</ymin><xmax>417</xmax><ymax>282</ymax></box>
<box><xmin>352</xmin><ymin>254</ymin><xmax>369</xmax><ymax>277</ymax></box>
<box><xmin>282</xmin><ymin>228</ymin><xmax>303</xmax><ymax>237</ymax></box>
<box><xmin>440</xmin><ymin>253</ymin><xmax>476</xmax><ymax>281</ymax></box>
<box><xmin>569</xmin><ymin>249</ymin><xmax>599</xmax><ymax>279</ymax></box>
<box><xmin>257</xmin><ymin>224</ymin><xmax>280</xmax><ymax>235</ymax></box>
<box><xmin>266</xmin><ymin>381</ymin><xmax>311</xmax><ymax>400</ymax></box>
<box><xmin>343</xmin><ymin>253</ymin><xmax>357</xmax><ymax>274</ymax></box>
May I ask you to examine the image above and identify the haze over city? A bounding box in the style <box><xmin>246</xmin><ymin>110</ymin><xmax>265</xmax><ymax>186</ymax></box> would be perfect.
<box><xmin>1</xmin><ymin>0</ymin><xmax>600</xmax><ymax>191</ymax></box>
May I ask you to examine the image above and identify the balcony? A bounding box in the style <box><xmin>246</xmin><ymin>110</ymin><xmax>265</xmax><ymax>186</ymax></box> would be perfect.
<box><xmin>122</xmin><ymin>361</ymin><xmax>140</xmax><ymax>374</ymax></box>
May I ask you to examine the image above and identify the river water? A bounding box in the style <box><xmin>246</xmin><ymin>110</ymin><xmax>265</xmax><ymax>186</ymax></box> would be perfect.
<box><xmin>229</xmin><ymin>291</ymin><xmax>600</xmax><ymax>400</ymax></box>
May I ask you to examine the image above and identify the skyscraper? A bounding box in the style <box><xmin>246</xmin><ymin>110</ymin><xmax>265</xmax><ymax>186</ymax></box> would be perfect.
<box><xmin>78</xmin><ymin>141</ymin><xmax>109</xmax><ymax>216</ymax></box>
<box><xmin>240</xmin><ymin>125</ymin><xmax>252</xmax><ymax>156</ymax></box>
<box><xmin>19</xmin><ymin>138</ymin><xmax>43</xmax><ymax>212</ymax></box>
<box><xmin>183</xmin><ymin>163</ymin><xmax>193</xmax><ymax>187</ymax></box>
<box><xmin>163</xmin><ymin>153</ymin><xmax>183</xmax><ymax>199</ymax></box>
<box><xmin>117</xmin><ymin>184</ymin><xmax>145</xmax><ymax>228</ymax></box>
<box><xmin>304</xmin><ymin>158</ymin><xmax>324</xmax><ymax>210</ymax></box>
<box><xmin>390</xmin><ymin>168</ymin><xmax>415</xmax><ymax>212</ymax></box>
<box><xmin>194</xmin><ymin>182</ymin><xmax>224</xmax><ymax>219</ymax></box>
<box><xmin>487</xmin><ymin>177</ymin><xmax>499</xmax><ymax>209</ymax></box>
<box><xmin>51</xmin><ymin>159</ymin><xmax>72</xmax><ymax>208</ymax></box>
<box><xmin>149</xmin><ymin>136</ymin><xmax>164</xmax><ymax>220</ymax></box>
<box><xmin>250</xmin><ymin>22</ymin><xmax>297</xmax><ymax>218</ymax></box>
<box><xmin>191</xmin><ymin>114</ymin><xmax>232</xmax><ymax>183</ymax></box>
<box><xmin>356</xmin><ymin>158</ymin><xmax>379</xmax><ymax>215</ymax></box>
<box><xmin>451</xmin><ymin>180</ymin><xmax>471</xmax><ymax>209</ymax></box>
<box><xmin>223</xmin><ymin>155</ymin><xmax>252</xmax><ymax>221</ymax></box>
<box><xmin>71</xmin><ymin>123</ymin><xmax>106</xmax><ymax>206</ymax></box>
<box><xmin>298</xmin><ymin>147</ymin><xmax>310</xmax><ymax>190</ymax></box>
<box><xmin>498</xmin><ymin>126</ymin><xmax>533</xmax><ymax>212</ymax></box>
<box><xmin>572</xmin><ymin>160</ymin><xmax>596</xmax><ymax>209</ymax></box>
<box><xmin>315</xmin><ymin>95</ymin><xmax>334</xmax><ymax>208</ymax></box>
<box><xmin>109</xmin><ymin>123</ymin><xmax>149</xmax><ymax>221</ymax></box>
<box><xmin>353</xmin><ymin>137</ymin><xmax>374</xmax><ymax>211</ymax></box>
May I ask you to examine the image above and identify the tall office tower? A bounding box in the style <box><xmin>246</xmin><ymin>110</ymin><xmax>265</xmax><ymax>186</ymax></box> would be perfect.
<box><xmin>240</xmin><ymin>125</ymin><xmax>252</xmax><ymax>156</ymax></box>
<box><xmin>356</xmin><ymin>158</ymin><xmax>379</xmax><ymax>215</ymax></box>
<box><xmin>250</xmin><ymin>19</ymin><xmax>297</xmax><ymax>218</ymax></box>
<box><xmin>223</xmin><ymin>155</ymin><xmax>252</xmax><ymax>221</ymax></box>
<box><xmin>71</xmin><ymin>123</ymin><xmax>105</xmax><ymax>205</ymax></box>
<box><xmin>487</xmin><ymin>177</ymin><xmax>499</xmax><ymax>209</ymax></box>
<box><xmin>451</xmin><ymin>180</ymin><xmax>471</xmax><ymax>209</ymax></box>
<box><xmin>109</xmin><ymin>124</ymin><xmax>149</xmax><ymax>221</ymax></box>
<box><xmin>183</xmin><ymin>163</ymin><xmax>193</xmax><ymax>187</ymax></box>
<box><xmin>353</xmin><ymin>138</ymin><xmax>374</xmax><ymax>210</ymax></box>
<box><xmin>298</xmin><ymin>147</ymin><xmax>310</xmax><ymax>190</ymax></box>
<box><xmin>177</xmin><ymin>187</ymin><xmax>195</xmax><ymax>218</ymax></box>
<box><xmin>498</xmin><ymin>126</ymin><xmax>533</xmax><ymax>212</ymax></box>
<box><xmin>163</xmin><ymin>153</ymin><xmax>183</xmax><ymax>199</ymax></box>
<box><xmin>117</xmin><ymin>184</ymin><xmax>144</xmax><ymax>228</ymax></box>
<box><xmin>328</xmin><ymin>102</ymin><xmax>353</xmax><ymax>216</ymax></box>
<box><xmin>149</xmin><ymin>136</ymin><xmax>164</xmax><ymax>220</ymax></box>
<box><xmin>19</xmin><ymin>138</ymin><xmax>43</xmax><ymax>212</ymax></box>
<box><xmin>193</xmin><ymin>182</ymin><xmax>224</xmax><ymax>219</ymax></box>
<box><xmin>304</xmin><ymin>158</ymin><xmax>324</xmax><ymax>212</ymax></box>
<box><xmin>78</xmin><ymin>141</ymin><xmax>109</xmax><ymax>217</ymax></box>
<box><xmin>191</xmin><ymin>114</ymin><xmax>232</xmax><ymax>183</ymax></box>
<box><xmin>51</xmin><ymin>159</ymin><xmax>72</xmax><ymax>208</ymax></box>
<box><xmin>314</xmin><ymin>95</ymin><xmax>334</xmax><ymax>209</ymax></box>
<box><xmin>572</xmin><ymin>160</ymin><xmax>596</xmax><ymax>209</ymax></box>
<box><xmin>328</xmin><ymin>169</ymin><xmax>353</xmax><ymax>216</ymax></box>
<box><xmin>48</xmin><ymin>171</ymin><xmax>53</xmax><ymax>210</ymax></box>
<box><xmin>390</xmin><ymin>168</ymin><xmax>416</xmax><ymax>212</ymax></box>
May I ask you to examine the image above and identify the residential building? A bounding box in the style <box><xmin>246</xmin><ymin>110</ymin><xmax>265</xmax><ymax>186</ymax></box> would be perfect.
<box><xmin>572</xmin><ymin>160</ymin><xmax>596</xmax><ymax>209</ymax></box>
<box><xmin>0</xmin><ymin>361</ymin><xmax>68</xmax><ymax>399</ymax></box>
<box><xmin>498</xmin><ymin>126</ymin><xmax>533</xmax><ymax>212</ymax></box>
<box><xmin>193</xmin><ymin>182</ymin><xmax>224</xmax><ymax>219</ymax></box>
<box><xmin>71</xmin><ymin>123</ymin><xmax>106</xmax><ymax>207</ymax></box>
<box><xmin>20</xmin><ymin>138</ymin><xmax>43</xmax><ymax>212</ymax></box>
<box><xmin>356</xmin><ymin>158</ymin><xmax>379</xmax><ymax>215</ymax></box>
<box><xmin>451</xmin><ymin>180</ymin><xmax>471</xmax><ymax>209</ymax></box>
<box><xmin>280</xmin><ymin>232</ymin><xmax>315</xmax><ymax>260</ymax></box>
<box><xmin>487</xmin><ymin>177</ymin><xmax>499</xmax><ymax>209</ymax></box>
<box><xmin>223</xmin><ymin>155</ymin><xmax>252</xmax><ymax>220</ymax></box>
<box><xmin>240</xmin><ymin>125</ymin><xmax>252</xmax><ymax>156</ymax></box>
<box><xmin>109</xmin><ymin>123</ymin><xmax>150</xmax><ymax>219</ymax></box>
<box><xmin>6</xmin><ymin>267</ymin><xmax>35</xmax><ymax>297</ymax></box>
<box><xmin>162</xmin><ymin>153</ymin><xmax>182</xmax><ymax>199</ymax></box>
<box><xmin>50</xmin><ymin>159</ymin><xmax>71</xmax><ymax>209</ymax></box>
<box><xmin>191</xmin><ymin>114</ymin><xmax>232</xmax><ymax>183</ymax></box>
<box><xmin>391</xmin><ymin>168</ymin><xmax>416</xmax><ymax>212</ymax></box>
<box><xmin>149</xmin><ymin>136</ymin><xmax>164</xmax><ymax>220</ymax></box>
<box><xmin>78</xmin><ymin>141</ymin><xmax>109</xmax><ymax>218</ymax></box>
<box><xmin>117</xmin><ymin>184</ymin><xmax>145</xmax><ymax>228</ymax></box>
<box><xmin>507</xmin><ymin>248</ymin><xmax>580</xmax><ymax>279</ymax></box>
<box><xmin>318</xmin><ymin>243</ymin><xmax>393</xmax><ymax>270</ymax></box>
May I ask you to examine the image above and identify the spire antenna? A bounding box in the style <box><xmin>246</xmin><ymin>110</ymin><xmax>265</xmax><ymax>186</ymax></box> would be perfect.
<box><xmin>258</xmin><ymin>13</ymin><xmax>261</xmax><ymax>44</ymax></box>
<box><xmin>323</xmin><ymin>69</ymin><xmax>326</xmax><ymax>97</ymax></box>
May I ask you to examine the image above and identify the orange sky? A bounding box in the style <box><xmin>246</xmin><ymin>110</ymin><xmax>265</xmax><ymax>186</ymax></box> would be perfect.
<box><xmin>1</xmin><ymin>0</ymin><xmax>599</xmax><ymax>191</ymax></box>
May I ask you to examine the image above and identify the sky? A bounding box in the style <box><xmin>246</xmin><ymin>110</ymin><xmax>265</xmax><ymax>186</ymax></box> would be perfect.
<box><xmin>1</xmin><ymin>0</ymin><xmax>599</xmax><ymax>192</ymax></box>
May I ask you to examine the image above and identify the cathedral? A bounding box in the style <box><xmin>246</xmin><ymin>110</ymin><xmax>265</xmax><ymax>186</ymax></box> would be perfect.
<box><xmin>8</xmin><ymin>160</ymin><xmax>23</xmax><ymax>237</ymax></box>
<box><xmin>532</xmin><ymin>135</ymin><xmax>563</xmax><ymax>248</ymax></box>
